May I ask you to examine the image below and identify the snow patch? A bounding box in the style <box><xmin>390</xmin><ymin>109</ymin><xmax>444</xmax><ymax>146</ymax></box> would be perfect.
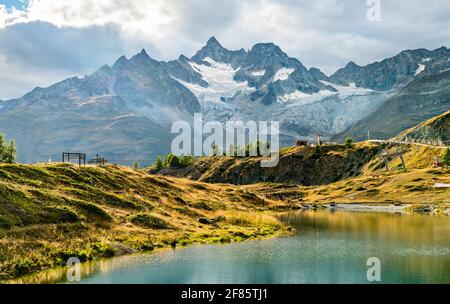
<box><xmin>278</xmin><ymin>90</ymin><xmax>335</xmax><ymax>106</ymax></box>
<box><xmin>415</xmin><ymin>64</ymin><xmax>426</xmax><ymax>76</ymax></box>
<box><xmin>321</xmin><ymin>81</ymin><xmax>374</xmax><ymax>98</ymax></box>
<box><xmin>415</xmin><ymin>58</ymin><xmax>432</xmax><ymax>76</ymax></box>
<box><xmin>251</xmin><ymin>70</ymin><xmax>266</xmax><ymax>77</ymax></box>
<box><xmin>273</xmin><ymin>68</ymin><xmax>295</xmax><ymax>82</ymax></box>
<box><xmin>277</xmin><ymin>81</ymin><xmax>375</xmax><ymax>106</ymax></box>
<box><xmin>173</xmin><ymin>57</ymin><xmax>255</xmax><ymax>104</ymax></box>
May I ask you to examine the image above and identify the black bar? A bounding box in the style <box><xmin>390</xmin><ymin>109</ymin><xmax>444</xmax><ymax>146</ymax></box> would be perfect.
<box><xmin>0</xmin><ymin>284</ymin><xmax>446</xmax><ymax>303</ymax></box>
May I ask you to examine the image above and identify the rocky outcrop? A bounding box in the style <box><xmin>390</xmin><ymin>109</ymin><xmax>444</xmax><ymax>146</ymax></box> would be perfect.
<box><xmin>157</xmin><ymin>144</ymin><xmax>383</xmax><ymax>186</ymax></box>
<box><xmin>394</xmin><ymin>109</ymin><xmax>450</xmax><ymax>144</ymax></box>
<box><xmin>330</xmin><ymin>47</ymin><xmax>450</xmax><ymax>91</ymax></box>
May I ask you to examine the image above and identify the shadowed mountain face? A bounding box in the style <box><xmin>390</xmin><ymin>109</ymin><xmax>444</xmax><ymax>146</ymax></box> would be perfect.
<box><xmin>330</xmin><ymin>47</ymin><xmax>450</xmax><ymax>91</ymax></box>
<box><xmin>333</xmin><ymin>71</ymin><xmax>450</xmax><ymax>142</ymax></box>
<box><xmin>0</xmin><ymin>37</ymin><xmax>448</xmax><ymax>164</ymax></box>
<box><xmin>0</xmin><ymin>50</ymin><xmax>200</xmax><ymax>164</ymax></box>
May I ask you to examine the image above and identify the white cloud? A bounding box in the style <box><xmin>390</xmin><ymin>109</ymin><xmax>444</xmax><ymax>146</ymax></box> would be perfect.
<box><xmin>0</xmin><ymin>0</ymin><xmax>449</xmax><ymax>99</ymax></box>
<box><xmin>2</xmin><ymin>0</ymin><xmax>175</xmax><ymax>40</ymax></box>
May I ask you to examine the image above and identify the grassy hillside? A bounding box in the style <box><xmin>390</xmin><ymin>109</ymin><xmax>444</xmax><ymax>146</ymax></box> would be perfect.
<box><xmin>394</xmin><ymin>109</ymin><xmax>450</xmax><ymax>144</ymax></box>
<box><xmin>0</xmin><ymin>164</ymin><xmax>293</xmax><ymax>280</ymax></box>
<box><xmin>156</xmin><ymin>142</ymin><xmax>448</xmax><ymax>186</ymax></box>
<box><xmin>1</xmin><ymin>141</ymin><xmax>449</xmax><ymax>281</ymax></box>
<box><xmin>242</xmin><ymin>144</ymin><xmax>450</xmax><ymax>209</ymax></box>
<box><xmin>159</xmin><ymin>142</ymin><xmax>450</xmax><ymax>207</ymax></box>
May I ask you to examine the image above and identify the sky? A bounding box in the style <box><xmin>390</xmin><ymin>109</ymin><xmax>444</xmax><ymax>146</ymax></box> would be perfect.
<box><xmin>0</xmin><ymin>0</ymin><xmax>449</xmax><ymax>100</ymax></box>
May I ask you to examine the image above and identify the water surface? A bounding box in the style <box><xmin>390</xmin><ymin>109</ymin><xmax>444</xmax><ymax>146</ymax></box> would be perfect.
<box><xmin>14</xmin><ymin>209</ymin><xmax>450</xmax><ymax>284</ymax></box>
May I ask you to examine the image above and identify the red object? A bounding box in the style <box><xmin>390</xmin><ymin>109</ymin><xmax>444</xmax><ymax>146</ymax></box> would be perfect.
<box><xmin>434</xmin><ymin>161</ymin><xmax>444</xmax><ymax>168</ymax></box>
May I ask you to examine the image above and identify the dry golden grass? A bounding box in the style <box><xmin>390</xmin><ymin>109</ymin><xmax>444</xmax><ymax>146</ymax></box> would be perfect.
<box><xmin>0</xmin><ymin>163</ymin><xmax>294</xmax><ymax>280</ymax></box>
<box><xmin>244</xmin><ymin>143</ymin><xmax>450</xmax><ymax>207</ymax></box>
<box><xmin>219</xmin><ymin>210</ymin><xmax>282</xmax><ymax>228</ymax></box>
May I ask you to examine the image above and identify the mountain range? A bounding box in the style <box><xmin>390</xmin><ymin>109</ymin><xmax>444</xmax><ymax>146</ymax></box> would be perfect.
<box><xmin>0</xmin><ymin>37</ymin><xmax>449</xmax><ymax>164</ymax></box>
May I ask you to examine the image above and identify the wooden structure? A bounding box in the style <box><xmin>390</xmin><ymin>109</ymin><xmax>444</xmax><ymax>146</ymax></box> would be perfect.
<box><xmin>88</xmin><ymin>154</ymin><xmax>108</xmax><ymax>166</ymax></box>
<box><xmin>314</xmin><ymin>133</ymin><xmax>324</xmax><ymax>146</ymax></box>
<box><xmin>62</xmin><ymin>152</ymin><xmax>86</xmax><ymax>167</ymax></box>
<box><xmin>296</xmin><ymin>140</ymin><xmax>308</xmax><ymax>147</ymax></box>
<box><xmin>382</xmin><ymin>148</ymin><xmax>407</xmax><ymax>171</ymax></box>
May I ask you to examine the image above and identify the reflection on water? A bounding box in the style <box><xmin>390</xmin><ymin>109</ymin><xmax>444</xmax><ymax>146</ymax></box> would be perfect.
<box><xmin>9</xmin><ymin>210</ymin><xmax>450</xmax><ymax>284</ymax></box>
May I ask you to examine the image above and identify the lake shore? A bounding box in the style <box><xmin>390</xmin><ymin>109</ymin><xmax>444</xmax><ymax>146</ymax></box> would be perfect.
<box><xmin>1</xmin><ymin>162</ymin><xmax>449</xmax><ymax>282</ymax></box>
<box><xmin>0</xmin><ymin>163</ymin><xmax>298</xmax><ymax>282</ymax></box>
<box><xmin>6</xmin><ymin>206</ymin><xmax>450</xmax><ymax>284</ymax></box>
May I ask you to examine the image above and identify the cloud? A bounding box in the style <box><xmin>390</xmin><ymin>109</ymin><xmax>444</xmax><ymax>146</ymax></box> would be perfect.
<box><xmin>0</xmin><ymin>0</ymin><xmax>449</xmax><ymax>99</ymax></box>
<box><xmin>0</xmin><ymin>21</ymin><xmax>126</xmax><ymax>99</ymax></box>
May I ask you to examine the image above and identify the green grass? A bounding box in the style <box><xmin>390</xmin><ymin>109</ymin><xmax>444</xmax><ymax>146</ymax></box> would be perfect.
<box><xmin>0</xmin><ymin>163</ymin><xmax>293</xmax><ymax>280</ymax></box>
<box><xmin>129</xmin><ymin>214</ymin><xmax>171</xmax><ymax>229</ymax></box>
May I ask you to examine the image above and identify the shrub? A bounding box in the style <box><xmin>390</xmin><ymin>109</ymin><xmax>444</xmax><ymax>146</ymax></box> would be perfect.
<box><xmin>192</xmin><ymin>200</ymin><xmax>212</xmax><ymax>210</ymax></box>
<box><xmin>443</xmin><ymin>148</ymin><xmax>450</xmax><ymax>166</ymax></box>
<box><xmin>345</xmin><ymin>138</ymin><xmax>354</xmax><ymax>149</ymax></box>
<box><xmin>179</xmin><ymin>155</ymin><xmax>195</xmax><ymax>167</ymax></box>
<box><xmin>164</xmin><ymin>154</ymin><xmax>180</xmax><ymax>168</ymax></box>
<box><xmin>154</xmin><ymin>156</ymin><xmax>163</xmax><ymax>170</ymax></box>
<box><xmin>137</xmin><ymin>240</ymin><xmax>155</xmax><ymax>252</ymax></box>
<box><xmin>91</xmin><ymin>242</ymin><xmax>115</xmax><ymax>258</ymax></box>
<box><xmin>129</xmin><ymin>214</ymin><xmax>170</xmax><ymax>229</ymax></box>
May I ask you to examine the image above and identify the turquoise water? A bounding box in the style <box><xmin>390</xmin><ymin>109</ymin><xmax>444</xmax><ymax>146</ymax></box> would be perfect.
<box><xmin>16</xmin><ymin>209</ymin><xmax>450</xmax><ymax>284</ymax></box>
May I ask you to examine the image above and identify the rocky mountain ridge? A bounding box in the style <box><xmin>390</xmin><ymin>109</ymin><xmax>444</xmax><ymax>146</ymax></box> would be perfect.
<box><xmin>0</xmin><ymin>37</ymin><xmax>448</xmax><ymax>163</ymax></box>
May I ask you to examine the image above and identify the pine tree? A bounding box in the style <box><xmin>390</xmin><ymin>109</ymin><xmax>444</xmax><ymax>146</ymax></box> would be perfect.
<box><xmin>0</xmin><ymin>132</ymin><xmax>16</xmax><ymax>164</ymax></box>
<box><xmin>0</xmin><ymin>131</ymin><xmax>5</xmax><ymax>162</ymax></box>
<box><xmin>132</xmin><ymin>161</ymin><xmax>139</xmax><ymax>169</ymax></box>
<box><xmin>155</xmin><ymin>156</ymin><xmax>163</xmax><ymax>170</ymax></box>
<box><xmin>443</xmin><ymin>148</ymin><xmax>450</xmax><ymax>166</ymax></box>
<box><xmin>5</xmin><ymin>140</ymin><xmax>16</xmax><ymax>164</ymax></box>
<box><xmin>345</xmin><ymin>138</ymin><xmax>354</xmax><ymax>149</ymax></box>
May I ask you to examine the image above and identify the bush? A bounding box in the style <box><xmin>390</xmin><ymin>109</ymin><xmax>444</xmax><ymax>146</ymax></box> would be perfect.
<box><xmin>164</xmin><ymin>154</ymin><xmax>180</xmax><ymax>168</ymax></box>
<box><xmin>443</xmin><ymin>148</ymin><xmax>450</xmax><ymax>166</ymax></box>
<box><xmin>157</xmin><ymin>154</ymin><xmax>194</xmax><ymax>169</ymax></box>
<box><xmin>154</xmin><ymin>156</ymin><xmax>163</xmax><ymax>170</ymax></box>
<box><xmin>345</xmin><ymin>138</ymin><xmax>354</xmax><ymax>149</ymax></box>
<box><xmin>179</xmin><ymin>155</ymin><xmax>195</xmax><ymax>167</ymax></box>
<box><xmin>0</xmin><ymin>131</ymin><xmax>17</xmax><ymax>164</ymax></box>
<box><xmin>129</xmin><ymin>214</ymin><xmax>170</xmax><ymax>229</ymax></box>
<box><xmin>91</xmin><ymin>242</ymin><xmax>115</xmax><ymax>258</ymax></box>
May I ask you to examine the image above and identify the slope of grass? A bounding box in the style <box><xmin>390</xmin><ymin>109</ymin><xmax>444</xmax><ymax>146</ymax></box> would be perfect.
<box><xmin>244</xmin><ymin>143</ymin><xmax>450</xmax><ymax>207</ymax></box>
<box><xmin>0</xmin><ymin>163</ymin><xmax>293</xmax><ymax>280</ymax></box>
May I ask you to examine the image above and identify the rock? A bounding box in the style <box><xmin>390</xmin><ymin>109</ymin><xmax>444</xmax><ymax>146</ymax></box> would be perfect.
<box><xmin>199</xmin><ymin>217</ymin><xmax>212</xmax><ymax>225</ymax></box>
<box><xmin>212</xmin><ymin>215</ymin><xmax>226</xmax><ymax>223</ymax></box>
<box><xmin>109</xmin><ymin>243</ymin><xmax>137</xmax><ymax>256</ymax></box>
<box><xmin>413</xmin><ymin>205</ymin><xmax>433</xmax><ymax>213</ymax></box>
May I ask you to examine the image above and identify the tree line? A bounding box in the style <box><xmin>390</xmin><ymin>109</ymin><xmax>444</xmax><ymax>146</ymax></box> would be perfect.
<box><xmin>152</xmin><ymin>142</ymin><xmax>272</xmax><ymax>170</ymax></box>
